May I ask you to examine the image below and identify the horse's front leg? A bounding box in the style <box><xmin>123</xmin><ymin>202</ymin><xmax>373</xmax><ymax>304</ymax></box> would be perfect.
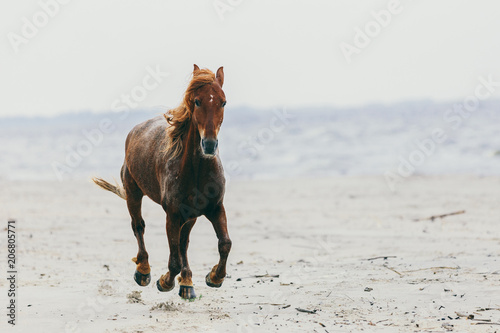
<box><xmin>205</xmin><ymin>204</ymin><xmax>232</xmax><ymax>288</ymax></box>
<box><xmin>156</xmin><ymin>212</ymin><xmax>181</xmax><ymax>293</ymax></box>
<box><xmin>177</xmin><ymin>218</ymin><xmax>197</xmax><ymax>299</ymax></box>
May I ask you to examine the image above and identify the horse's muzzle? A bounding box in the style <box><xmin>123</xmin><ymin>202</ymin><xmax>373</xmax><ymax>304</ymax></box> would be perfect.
<box><xmin>201</xmin><ymin>138</ymin><xmax>218</xmax><ymax>156</ymax></box>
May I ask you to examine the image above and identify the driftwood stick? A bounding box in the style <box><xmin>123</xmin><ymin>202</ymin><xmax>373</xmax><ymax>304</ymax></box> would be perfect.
<box><xmin>414</xmin><ymin>210</ymin><xmax>465</xmax><ymax>222</ymax></box>
<box><xmin>244</xmin><ymin>303</ymin><xmax>289</xmax><ymax>306</ymax></box>
<box><xmin>296</xmin><ymin>307</ymin><xmax>317</xmax><ymax>314</ymax></box>
<box><xmin>363</xmin><ymin>256</ymin><xmax>397</xmax><ymax>261</ymax></box>
<box><xmin>402</xmin><ymin>266</ymin><xmax>460</xmax><ymax>273</ymax></box>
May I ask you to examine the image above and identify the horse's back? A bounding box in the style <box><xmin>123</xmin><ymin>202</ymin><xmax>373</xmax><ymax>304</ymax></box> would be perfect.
<box><xmin>123</xmin><ymin>115</ymin><xmax>168</xmax><ymax>203</ymax></box>
<box><xmin>126</xmin><ymin>115</ymin><xmax>167</xmax><ymax>149</ymax></box>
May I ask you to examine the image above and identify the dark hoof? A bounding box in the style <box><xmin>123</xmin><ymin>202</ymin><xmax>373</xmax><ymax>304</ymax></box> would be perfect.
<box><xmin>179</xmin><ymin>285</ymin><xmax>196</xmax><ymax>299</ymax></box>
<box><xmin>156</xmin><ymin>279</ymin><xmax>174</xmax><ymax>292</ymax></box>
<box><xmin>205</xmin><ymin>273</ymin><xmax>223</xmax><ymax>288</ymax></box>
<box><xmin>134</xmin><ymin>270</ymin><xmax>151</xmax><ymax>287</ymax></box>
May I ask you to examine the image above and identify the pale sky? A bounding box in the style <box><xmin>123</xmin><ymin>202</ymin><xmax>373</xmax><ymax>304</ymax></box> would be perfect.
<box><xmin>1</xmin><ymin>0</ymin><xmax>500</xmax><ymax>117</ymax></box>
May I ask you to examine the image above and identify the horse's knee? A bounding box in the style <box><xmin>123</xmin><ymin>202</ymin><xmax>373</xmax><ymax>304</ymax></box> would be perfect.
<box><xmin>218</xmin><ymin>238</ymin><xmax>232</xmax><ymax>256</ymax></box>
<box><xmin>168</xmin><ymin>260</ymin><xmax>181</xmax><ymax>275</ymax></box>
<box><xmin>131</xmin><ymin>220</ymin><xmax>145</xmax><ymax>234</ymax></box>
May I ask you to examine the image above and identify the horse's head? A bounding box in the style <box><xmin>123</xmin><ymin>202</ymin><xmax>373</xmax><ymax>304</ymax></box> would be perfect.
<box><xmin>191</xmin><ymin>64</ymin><xmax>226</xmax><ymax>156</ymax></box>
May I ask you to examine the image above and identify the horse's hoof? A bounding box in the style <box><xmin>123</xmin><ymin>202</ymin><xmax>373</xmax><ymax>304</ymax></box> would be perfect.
<box><xmin>178</xmin><ymin>285</ymin><xmax>196</xmax><ymax>299</ymax></box>
<box><xmin>156</xmin><ymin>279</ymin><xmax>175</xmax><ymax>292</ymax></box>
<box><xmin>134</xmin><ymin>270</ymin><xmax>151</xmax><ymax>287</ymax></box>
<box><xmin>205</xmin><ymin>273</ymin><xmax>223</xmax><ymax>288</ymax></box>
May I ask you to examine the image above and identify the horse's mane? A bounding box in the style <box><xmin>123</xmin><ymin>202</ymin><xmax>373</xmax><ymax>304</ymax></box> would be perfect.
<box><xmin>164</xmin><ymin>68</ymin><xmax>216</xmax><ymax>159</ymax></box>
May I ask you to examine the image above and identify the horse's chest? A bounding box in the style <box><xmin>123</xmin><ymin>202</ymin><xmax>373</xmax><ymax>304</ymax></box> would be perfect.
<box><xmin>166</xmin><ymin>171</ymin><xmax>225</xmax><ymax>217</ymax></box>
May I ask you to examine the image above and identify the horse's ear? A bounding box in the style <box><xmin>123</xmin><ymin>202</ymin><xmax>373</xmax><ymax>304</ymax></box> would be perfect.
<box><xmin>193</xmin><ymin>64</ymin><xmax>200</xmax><ymax>75</ymax></box>
<box><xmin>216</xmin><ymin>66</ymin><xmax>224</xmax><ymax>87</ymax></box>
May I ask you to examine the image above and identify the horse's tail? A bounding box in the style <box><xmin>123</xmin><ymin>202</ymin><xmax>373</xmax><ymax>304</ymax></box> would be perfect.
<box><xmin>91</xmin><ymin>177</ymin><xmax>126</xmax><ymax>200</ymax></box>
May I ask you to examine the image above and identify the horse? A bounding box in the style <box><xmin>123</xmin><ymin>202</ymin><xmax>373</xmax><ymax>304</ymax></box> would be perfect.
<box><xmin>92</xmin><ymin>65</ymin><xmax>231</xmax><ymax>299</ymax></box>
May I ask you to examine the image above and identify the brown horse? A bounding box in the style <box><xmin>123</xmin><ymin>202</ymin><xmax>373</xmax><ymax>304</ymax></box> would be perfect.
<box><xmin>92</xmin><ymin>65</ymin><xmax>231</xmax><ymax>299</ymax></box>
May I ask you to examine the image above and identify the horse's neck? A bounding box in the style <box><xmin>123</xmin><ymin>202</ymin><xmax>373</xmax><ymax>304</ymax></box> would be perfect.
<box><xmin>179</xmin><ymin>121</ymin><xmax>209</xmax><ymax>176</ymax></box>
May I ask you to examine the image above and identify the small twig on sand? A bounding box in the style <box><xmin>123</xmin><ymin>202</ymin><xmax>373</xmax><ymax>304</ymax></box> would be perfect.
<box><xmin>402</xmin><ymin>266</ymin><xmax>460</xmax><ymax>273</ymax></box>
<box><xmin>414</xmin><ymin>210</ymin><xmax>465</xmax><ymax>222</ymax></box>
<box><xmin>383</xmin><ymin>264</ymin><xmax>403</xmax><ymax>276</ymax></box>
<box><xmin>473</xmin><ymin>322</ymin><xmax>500</xmax><ymax>326</ymax></box>
<box><xmin>471</xmin><ymin>318</ymin><xmax>492</xmax><ymax>322</ymax></box>
<box><xmin>477</xmin><ymin>307</ymin><xmax>500</xmax><ymax>312</ymax></box>
<box><xmin>363</xmin><ymin>256</ymin><xmax>397</xmax><ymax>261</ymax></box>
<box><xmin>296</xmin><ymin>307</ymin><xmax>317</xmax><ymax>314</ymax></box>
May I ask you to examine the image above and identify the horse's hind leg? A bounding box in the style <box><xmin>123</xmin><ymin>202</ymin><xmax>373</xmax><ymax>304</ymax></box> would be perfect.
<box><xmin>177</xmin><ymin>218</ymin><xmax>197</xmax><ymax>299</ymax></box>
<box><xmin>123</xmin><ymin>169</ymin><xmax>151</xmax><ymax>286</ymax></box>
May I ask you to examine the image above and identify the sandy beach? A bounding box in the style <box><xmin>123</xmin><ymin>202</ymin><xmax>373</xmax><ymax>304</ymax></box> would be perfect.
<box><xmin>1</xmin><ymin>175</ymin><xmax>499</xmax><ymax>332</ymax></box>
<box><xmin>3</xmin><ymin>0</ymin><xmax>500</xmax><ymax>332</ymax></box>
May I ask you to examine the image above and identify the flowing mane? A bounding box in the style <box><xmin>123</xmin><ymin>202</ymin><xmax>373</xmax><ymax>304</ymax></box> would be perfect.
<box><xmin>164</xmin><ymin>68</ymin><xmax>217</xmax><ymax>158</ymax></box>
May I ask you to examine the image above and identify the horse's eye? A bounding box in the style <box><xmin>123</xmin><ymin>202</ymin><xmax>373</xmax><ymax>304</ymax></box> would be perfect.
<box><xmin>194</xmin><ymin>99</ymin><xmax>201</xmax><ymax>107</ymax></box>
<box><xmin>222</xmin><ymin>101</ymin><xmax>226</xmax><ymax>107</ymax></box>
